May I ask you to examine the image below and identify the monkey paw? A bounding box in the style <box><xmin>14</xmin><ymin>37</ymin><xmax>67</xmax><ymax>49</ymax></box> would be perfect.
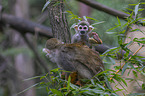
<box><xmin>42</xmin><ymin>48</ymin><xmax>50</xmax><ymax>56</ymax></box>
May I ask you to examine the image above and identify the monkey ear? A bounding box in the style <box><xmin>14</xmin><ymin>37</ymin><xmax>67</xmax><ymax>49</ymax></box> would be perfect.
<box><xmin>74</xmin><ymin>25</ymin><xmax>78</xmax><ymax>30</ymax></box>
<box><xmin>88</xmin><ymin>26</ymin><xmax>94</xmax><ymax>32</ymax></box>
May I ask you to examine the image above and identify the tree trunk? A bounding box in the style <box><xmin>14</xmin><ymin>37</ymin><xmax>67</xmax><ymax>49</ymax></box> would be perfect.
<box><xmin>48</xmin><ymin>0</ymin><xmax>71</xmax><ymax>43</ymax></box>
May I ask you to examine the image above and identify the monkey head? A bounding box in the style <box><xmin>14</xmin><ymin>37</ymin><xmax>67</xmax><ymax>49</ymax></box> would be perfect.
<box><xmin>74</xmin><ymin>21</ymin><xmax>94</xmax><ymax>36</ymax></box>
<box><xmin>45</xmin><ymin>38</ymin><xmax>63</xmax><ymax>50</ymax></box>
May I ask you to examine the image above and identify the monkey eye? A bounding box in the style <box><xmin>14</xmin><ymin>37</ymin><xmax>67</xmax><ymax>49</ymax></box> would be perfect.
<box><xmin>79</xmin><ymin>27</ymin><xmax>82</xmax><ymax>29</ymax></box>
<box><xmin>84</xmin><ymin>27</ymin><xmax>87</xmax><ymax>29</ymax></box>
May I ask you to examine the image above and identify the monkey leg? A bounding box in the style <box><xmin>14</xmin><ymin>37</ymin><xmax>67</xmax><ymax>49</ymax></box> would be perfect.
<box><xmin>61</xmin><ymin>71</ymin><xmax>78</xmax><ymax>84</ymax></box>
<box><xmin>69</xmin><ymin>72</ymin><xmax>84</xmax><ymax>86</ymax></box>
<box><xmin>75</xmin><ymin>80</ymin><xmax>84</xmax><ymax>86</ymax></box>
<box><xmin>69</xmin><ymin>72</ymin><xmax>78</xmax><ymax>84</ymax></box>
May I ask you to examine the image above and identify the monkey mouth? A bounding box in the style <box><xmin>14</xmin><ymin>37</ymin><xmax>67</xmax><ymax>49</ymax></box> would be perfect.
<box><xmin>80</xmin><ymin>31</ymin><xmax>85</xmax><ymax>35</ymax></box>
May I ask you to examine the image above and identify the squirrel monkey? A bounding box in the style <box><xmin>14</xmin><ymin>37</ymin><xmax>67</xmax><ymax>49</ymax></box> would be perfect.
<box><xmin>43</xmin><ymin>38</ymin><xmax>104</xmax><ymax>85</ymax></box>
<box><xmin>71</xmin><ymin>21</ymin><xmax>102</xmax><ymax>47</ymax></box>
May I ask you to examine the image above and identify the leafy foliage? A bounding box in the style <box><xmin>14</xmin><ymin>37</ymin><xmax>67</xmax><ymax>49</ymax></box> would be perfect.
<box><xmin>34</xmin><ymin>68</ymin><xmax>119</xmax><ymax>96</ymax></box>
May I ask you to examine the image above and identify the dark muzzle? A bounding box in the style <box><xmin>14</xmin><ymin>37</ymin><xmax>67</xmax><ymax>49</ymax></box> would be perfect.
<box><xmin>80</xmin><ymin>31</ymin><xmax>85</xmax><ymax>35</ymax></box>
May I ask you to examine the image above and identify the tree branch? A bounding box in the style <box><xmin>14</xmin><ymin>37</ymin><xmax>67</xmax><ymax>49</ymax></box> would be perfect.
<box><xmin>0</xmin><ymin>13</ymin><xmax>109</xmax><ymax>54</ymax></box>
<box><xmin>77</xmin><ymin>0</ymin><xmax>131</xmax><ymax>20</ymax></box>
<box><xmin>22</xmin><ymin>34</ymin><xmax>50</xmax><ymax>72</ymax></box>
<box><xmin>0</xmin><ymin>13</ymin><xmax>53</xmax><ymax>38</ymax></box>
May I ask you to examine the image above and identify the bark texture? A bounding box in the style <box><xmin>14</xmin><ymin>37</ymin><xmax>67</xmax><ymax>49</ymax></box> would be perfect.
<box><xmin>48</xmin><ymin>0</ymin><xmax>71</xmax><ymax>43</ymax></box>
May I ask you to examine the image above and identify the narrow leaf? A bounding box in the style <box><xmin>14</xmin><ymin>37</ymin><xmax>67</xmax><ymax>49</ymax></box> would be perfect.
<box><xmin>127</xmin><ymin>93</ymin><xmax>145</xmax><ymax>96</ymax></box>
<box><xmin>91</xmin><ymin>21</ymin><xmax>105</xmax><ymax>26</ymax></box>
<box><xmin>134</xmin><ymin>3</ymin><xmax>140</xmax><ymax>17</ymax></box>
<box><xmin>42</xmin><ymin>0</ymin><xmax>51</xmax><ymax>12</ymax></box>
<box><xmin>17</xmin><ymin>83</ymin><xmax>39</xmax><ymax>95</ymax></box>
<box><xmin>67</xmin><ymin>76</ymin><xmax>71</xmax><ymax>91</ymax></box>
<box><xmin>121</xmin><ymin>62</ymin><xmax>129</xmax><ymax>75</ymax></box>
<box><xmin>50</xmin><ymin>89</ymin><xmax>63</xmax><ymax>96</ymax></box>
<box><xmin>23</xmin><ymin>76</ymin><xmax>42</xmax><ymax>81</ymax></box>
<box><xmin>83</xmin><ymin>16</ymin><xmax>88</xmax><ymax>21</ymax></box>
<box><xmin>106</xmin><ymin>32</ymin><xmax>117</xmax><ymax>35</ymax></box>
<box><xmin>117</xmin><ymin>17</ymin><xmax>121</xmax><ymax>26</ymax></box>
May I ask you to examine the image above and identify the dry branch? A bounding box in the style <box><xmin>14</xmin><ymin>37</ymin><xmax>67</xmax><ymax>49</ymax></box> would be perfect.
<box><xmin>0</xmin><ymin>13</ymin><xmax>53</xmax><ymax>38</ymax></box>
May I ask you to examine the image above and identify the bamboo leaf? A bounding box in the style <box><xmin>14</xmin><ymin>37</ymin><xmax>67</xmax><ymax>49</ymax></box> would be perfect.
<box><xmin>50</xmin><ymin>89</ymin><xmax>63</xmax><ymax>96</ymax></box>
<box><xmin>23</xmin><ymin>76</ymin><xmax>42</xmax><ymax>81</ymax></box>
<box><xmin>117</xmin><ymin>17</ymin><xmax>121</xmax><ymax>26</ymax></box>
<box><xmin>67</xmin><ymin>76</ymin><xmax>71</xmax><ymax>91</ymax></box>
<box><xmin>134</xmin><ymin>3</ymin><xmax>140</xmax><ymax>17</ymax></box>
<box><xmin>17</xmin><ymin>83</ymin><xmax>39</xmax><ymax>95</ymax></box>
<box><xmin>121</xmin><ymin>62</ymin><xmax>129</xmax><ymax>75</ymax></box>
<box><xmin>91</xmin><ymin>21</ymin><xmax>105</xmax><ymax>26</ymax></box>
<box><xmin>83</xmin><ymin>16</ymin><xmax>88</xmax><ymax>21</ymax></box>
<box><xmin>42</xmin><ymin>0</ymin><xmax>51</xmax><ymax>12</ymax></box>
<box><xmin>106</xmin><ymin>32</ymin><xmax>117</xmax><ymax>35</ymax></box>
<box><xmin>127</xmin><ymin>93</ymin><xmax>145</xmax><ymax>96</ymax></box>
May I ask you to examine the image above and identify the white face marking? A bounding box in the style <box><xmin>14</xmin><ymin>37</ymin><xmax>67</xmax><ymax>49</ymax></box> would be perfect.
<box><xmin>78</xmin><ymin>25</ymin><xmax>88</xmax><ymax>31</ymax></box>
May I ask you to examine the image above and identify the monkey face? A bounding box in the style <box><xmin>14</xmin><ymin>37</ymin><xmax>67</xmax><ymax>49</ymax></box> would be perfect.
<box><xmin>78</xmin><ymin>25</ymin><xmax>88</xmax><ymax>35</ymax></box>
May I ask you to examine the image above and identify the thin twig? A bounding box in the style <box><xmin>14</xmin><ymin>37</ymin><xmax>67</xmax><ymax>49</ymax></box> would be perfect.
<box><xmin>110</xmin><ymin>45</ymin><xmax>144</xmax><ymax>80</ymax></box>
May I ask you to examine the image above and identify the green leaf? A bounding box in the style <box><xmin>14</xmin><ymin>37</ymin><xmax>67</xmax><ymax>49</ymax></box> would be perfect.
<box><xmin>108</xmin><ymin>57</ymin><xmax>116</xmax><ymax>65</ymax></box>
<box><xmin>133</xmin><ymin>70</ymin><xmax>138</xmax><ymax>78</ymax></box>
<box><xmin>127</xmin><ymin>93</ymin><xmax>145</xmax><ymax>96</ymax></box>
<box><xmin>130</xmin><ymin>28</ymin><xmax>141</xmax><ymax>32</ymax></box>
<box><xmin>91</xmin><ymin>21</ymin><xmax>105</xmax><ymax>26</ymax></box>
<box><xmin>85</xmin><ymin>16</ymin><xmax>98</xmax><ymax>21</ymax></box>
<box><xmin>134</xmin><ymin>3</ymin><xmax>140</xmax><ymax>17</ymax></box>
<box><xmin>120</xmin><ymin>78</ymin><xmax>127</xmax><ymax>87</ymax></box>
<box><xmin>17</xmin><ymin>83</ymin><xmax>39</xmax><ymax>95</ymax></box>
<box><xmin>117</xmin><ymin>17</ymin><xmax>121</xmax><ymax>26</ymax></box>
<box><xmin>66</xmin><ymin>10</ymin><xmax>73</xmax><ymax>14</ymax></box>
<box><xmin>124</xmin><ymin>41</ymin><xmax>133</xmax><ymax>48</ymax></box>
<box><xmin>83</xmin><ymin>16</ymin><xmax>88</xmax><ymax>21</ymax></box>
<box><xmin>107</xmin><ymin>25</ymin><xmax>119</xmax><ymax>31</ymax></box>
<box><xmin>67</xmin><ymin>76</ymin><xmax>71</xmax><ymax>91</ymax></box>
<box><xmin>102</xmin><ymin>47</ymin><xmax>119</xmax><ymax>55</ymax></box>
<box><xmin>121</xmin><ymin>62</ymin><xmax>129</xmax><ymax>75</ymax></box>
<box><xmin>23</xmin><ymin>76</ymin><xmax>42</xmax><ymax>81</ymax></box>
<box><xmin>126</xmin><ymin>8</ymin><xmax>134</xmax><ymax>12</ymax></box>
<box><xmin>142</xmin><ymin>83</ymin><xmax>145</xmax><ymax>89</ymax></box>
<box><xmin>96</xmin><ymin>84</ymin><xmax>105</xmax><ymax>90</ymax></box>
<box><xmin>140</xmin><ymin>2</ymin><xmax>145</xmax><ymax>4</ymax></box>
<box><xmin>51</xmin><ymin>68</ymin><xmax>60</xmax><ymax>72</ymax></box>
<box><xmin>106</xmin><ymin>32</ymin><xmax>117</xmax><ymax>35</ymax></box>
<box><xmin>138</xmin><ymin>8</ymin><xmax>144</xmax><ymax>11</ymax></box>
<box><xmin>91</xmin><ymin>79</ymin><xmax>95</xmax><ymax>85</ymax></box>
<box><xmin>69</xmin><ymin>83</ymin><xmax>79</xmax><ymax>89</ymax></box>
<box><xmin>104</xmin><ymin>76</ymin><xmax>113</xmax><ymax>90</ymax></box>
<box><xmin>50</xmin><ymin>89</ymin><xmax>63</xmax><ymax>96</ymax></box>
<box><xmin>42</xmin><ymin>0</ymin><xmax>51</xmax><ymax>12</ymax></box>
<box><xmin>40</xmin><ymin>76</ymin><xmax>46</xmax><ymax>80</ymax></box>
<box><xmin>128</xmin><ymin>4</ymin><xmax>138</xmax><ymax>6</ymax></box>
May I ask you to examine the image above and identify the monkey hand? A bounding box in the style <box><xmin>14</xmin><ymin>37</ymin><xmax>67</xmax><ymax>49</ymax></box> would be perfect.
<box><xmin>42</xmin><ymin>48</ymin><xmax>50</xmax><ymax>56</ymax></box>
<box><xmin>91</xmin><ymin>32</ymin><xmax>102</xmax><ymax>44</ymax></box>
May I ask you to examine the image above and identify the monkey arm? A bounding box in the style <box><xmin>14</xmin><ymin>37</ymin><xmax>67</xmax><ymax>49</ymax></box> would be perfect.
<box><xmin>89</xmin><ymin>32</ymin><xmax>102</xmax><ymax>44</ymax></box>
<box><xmin>71</xmin><ymin>34</ymin><xmax>80</xmax><ymax>43</ymax></box>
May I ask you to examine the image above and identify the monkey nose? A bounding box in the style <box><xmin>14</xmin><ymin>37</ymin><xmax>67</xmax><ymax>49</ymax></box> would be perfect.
<box><xmin>80</xmin><ymin>31</ymin><xmax>85</xmax><ymax>35</ymax></box>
